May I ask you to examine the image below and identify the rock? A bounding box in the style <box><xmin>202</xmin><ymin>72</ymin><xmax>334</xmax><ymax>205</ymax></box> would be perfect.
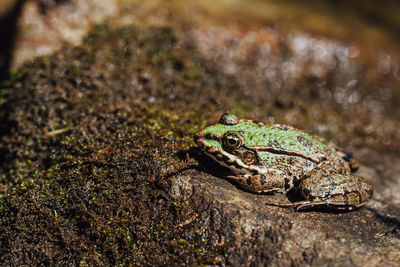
<box><xmin>169</xmin><ymin>170</ymin><xmax>400</xmax><ymax>266</ymax></box>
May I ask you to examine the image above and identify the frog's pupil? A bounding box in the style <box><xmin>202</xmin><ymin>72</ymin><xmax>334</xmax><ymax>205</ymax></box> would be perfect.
<box><xmin>228</xmin><ymin>138</ymin><xmax>236</xmax><ymax>145</ymax></box>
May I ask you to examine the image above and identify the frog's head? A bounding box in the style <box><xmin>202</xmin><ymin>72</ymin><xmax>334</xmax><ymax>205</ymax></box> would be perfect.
<box><xmin>194</xmin><ymin>113</ymin><xmax>265</xmax><ymax>174</ymax></box>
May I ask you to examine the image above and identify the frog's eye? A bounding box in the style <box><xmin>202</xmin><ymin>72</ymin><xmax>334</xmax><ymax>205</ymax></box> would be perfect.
<box><xmin>222</xmin><ymin>133</ymin><xmax>243</xmax><ymax>150</ymax></box>
<box><xmin>219</xmin><ymin>113</ymin><xmax>239</xmax><ymax>125</ymax></box>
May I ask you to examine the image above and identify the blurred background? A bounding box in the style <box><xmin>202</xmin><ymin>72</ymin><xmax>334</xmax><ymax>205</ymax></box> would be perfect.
<box><xmin>1</xmin><ymin>0</ymin><xmax>400</xmax><ymax>77</ymax></box>
<box><xmin>1</xmin><ymin>0</ymin><xmax>399</xmax><ymax>151</ymax></box>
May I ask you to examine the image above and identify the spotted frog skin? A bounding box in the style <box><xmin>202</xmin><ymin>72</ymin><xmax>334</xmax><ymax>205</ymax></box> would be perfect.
<box><xmin>194</xmin><ymin>113</ymin><xmax>373</xmax><ymax>211</ymax></box>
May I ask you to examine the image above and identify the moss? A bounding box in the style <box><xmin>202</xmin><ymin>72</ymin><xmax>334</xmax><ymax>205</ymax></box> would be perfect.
<box><xmin>0</xmin><ymin>25</ymin><xmax>237</xmax><ymax>265</ymax></box>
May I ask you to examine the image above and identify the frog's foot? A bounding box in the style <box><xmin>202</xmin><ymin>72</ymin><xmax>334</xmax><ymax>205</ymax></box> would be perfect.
<box><xmin>265</xmin><ymin>200</ymin><xmax>313</xmax><ymax>211</ymax></box>
<box><xmin>266</xmin><ymin>194</ymin><xmax>363</xmax><ymax>211</ymax></box>
<box><xmin>265</xmin><ymin>200</ymin><xmax>324</xmax><ymax>211</ymax></box>
<box><xmin>265</xmin><ymin>201</ymin><xmax>298</xmax><ymax>208</ymax></box>
<box><xmin>297</xmin><ymin>172</ymin><xmax>373</xmax><ymax>211</ymax></box>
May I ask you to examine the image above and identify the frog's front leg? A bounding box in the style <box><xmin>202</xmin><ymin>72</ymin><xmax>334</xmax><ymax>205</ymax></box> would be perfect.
<box><xmin>227</xmin><ymin>170</ymin><xmax>288</xmax><ymax>194</ymax></box>
<box><xmin>269</xmin><ymin>172</ymin><xmax>373</xmax><ymax>211</ymax></box>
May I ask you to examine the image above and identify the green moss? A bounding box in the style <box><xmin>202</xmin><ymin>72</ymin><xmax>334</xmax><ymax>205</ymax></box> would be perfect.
<box><xmin>0</xmin><ymin>24</ymin><xmax>236</xmax><ymax>265</ymax></box>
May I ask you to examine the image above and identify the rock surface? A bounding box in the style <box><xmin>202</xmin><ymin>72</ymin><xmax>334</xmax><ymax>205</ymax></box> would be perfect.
<box><xmin>170</xmin><ymin>168</ymin><xmax>400</xmax><ymax>265</ymax></box>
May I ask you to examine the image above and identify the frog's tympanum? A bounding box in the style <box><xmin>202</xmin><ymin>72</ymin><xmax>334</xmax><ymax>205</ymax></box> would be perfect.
<box><xmin>194</xmin><ymin>113</ymin><xmax>373</xmax><ymax>211</ymax></box>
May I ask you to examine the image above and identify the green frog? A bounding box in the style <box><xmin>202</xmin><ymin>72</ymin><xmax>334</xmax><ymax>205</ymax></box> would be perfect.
<box><xmin>194</xmin><ymin>113</ymin><xmax>373</xmax><ymax>211</ymax></box>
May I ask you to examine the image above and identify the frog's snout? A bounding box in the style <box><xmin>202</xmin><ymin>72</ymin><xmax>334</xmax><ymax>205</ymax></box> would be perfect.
<box><xmin>194</xmin><ymin>130</ymin><xmax>205</xmax><ymax>147</ymax></box>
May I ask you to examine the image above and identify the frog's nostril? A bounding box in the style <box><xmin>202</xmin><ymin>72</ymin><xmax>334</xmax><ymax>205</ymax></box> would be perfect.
<box><xmin>194</xmin><ymin>130</ymin><xmax>205</xmax><ymax>141</ymax></box>
<box><xmin>204</xmin><ymin>133</ymin><xmax>220</xmax><ymax>141</ymax></box>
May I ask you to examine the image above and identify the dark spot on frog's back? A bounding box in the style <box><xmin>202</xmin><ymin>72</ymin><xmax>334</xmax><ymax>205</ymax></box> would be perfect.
<box><xmin>297</xmin><ymin>135</ymin><xmax>313</xmax><ymax>147</ymax></box>
<box><xmin>297</xmin><ymin>135</ymin><xmax>305</xmax><ymax>142</ymax></box>
<box><xmin>273</xmin><ymin>140</ymin><xmax>282</xmax><ymax>149</ymax></box>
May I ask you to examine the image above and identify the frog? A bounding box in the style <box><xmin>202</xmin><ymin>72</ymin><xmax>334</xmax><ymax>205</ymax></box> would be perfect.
<box><xmin>194</xmin><ymin>113</ymin><xmax>373</xmax><ymax>211</ymax></box>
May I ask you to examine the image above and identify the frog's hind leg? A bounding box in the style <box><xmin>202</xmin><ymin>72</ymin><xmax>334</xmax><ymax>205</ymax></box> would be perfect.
<box><xmin>267</xmin><ymin>172</ymin><xmax>373</xmax><ymax>211</ymax></box>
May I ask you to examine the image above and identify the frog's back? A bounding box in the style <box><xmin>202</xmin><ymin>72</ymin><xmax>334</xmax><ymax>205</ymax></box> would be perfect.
<box><xmin>229</xmin><ymin>120</ymin><xmax>342</xmax><ymax>162</ymax></box>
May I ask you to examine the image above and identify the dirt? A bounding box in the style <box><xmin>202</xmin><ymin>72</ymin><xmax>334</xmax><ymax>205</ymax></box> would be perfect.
<box><xmin>0</xmin><ymin>3</ymin><xmax>400</xmax><ymax>266</ymax></box>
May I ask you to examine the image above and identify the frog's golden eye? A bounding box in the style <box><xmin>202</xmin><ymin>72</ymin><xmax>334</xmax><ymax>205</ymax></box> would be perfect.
<box><xmin>222</xmin><ymin>133</ymin><xmax>243</xmax><ymax>150</ymax></box>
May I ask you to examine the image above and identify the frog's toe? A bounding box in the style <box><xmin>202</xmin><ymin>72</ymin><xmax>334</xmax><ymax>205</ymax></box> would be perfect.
<box><xmin>266</xmin><ymin>198</ymin><xmax>363</xmax><ymax>211</ymax></box>
<box><xmin>285</xmin><ymin>200</ymin><xmax>315</xmax><ymax>211</ymax></box>
<box><xmin>265</xmin><ymin>200</ymin><xmax>310</xmax><ymax>210</ymax></box>
<box><xmin>265</xmin><ymin>201</ymin><xmax>292</xmax><ymax>207</ymax></box>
